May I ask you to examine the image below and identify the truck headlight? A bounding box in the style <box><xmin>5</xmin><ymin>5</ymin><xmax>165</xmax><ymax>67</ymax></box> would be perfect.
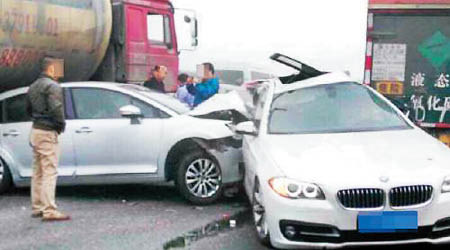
<box><xmin>442</xmin><ymin>176</ymin><xmax>450</xmax><ymax>193</ymax></box>
<box><xmin>268</xmin><ymin>177</ymin><xmax>325</xmax><ymax>200</ymax></box>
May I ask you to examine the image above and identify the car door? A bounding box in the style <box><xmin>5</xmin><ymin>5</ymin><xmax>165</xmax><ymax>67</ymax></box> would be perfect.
<box><xmin>0</xmin><ymin>92</ymin><xmax>76</xmax><ymax>178</ymax></box>
<box><xmin>69</xmin><ymin>87</ymin><xmax>163</xmax><ymax>176</ymax></box>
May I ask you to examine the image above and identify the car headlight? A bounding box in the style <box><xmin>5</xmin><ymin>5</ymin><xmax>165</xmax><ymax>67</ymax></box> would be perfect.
<box><xmin>268</xmin><ymin>177</ymin><xmax>325</xmax><ymax>200</ymax></box>
<box><xmin>442</xmin><ymin>176</ymin><xmax>450</xmax><ymax>193</ymax></box>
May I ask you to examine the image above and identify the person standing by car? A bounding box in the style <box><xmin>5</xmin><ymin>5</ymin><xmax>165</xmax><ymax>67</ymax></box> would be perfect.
<box><xmin>176</xmin><ymin>73</ymin><xmax>195</xmax><ymax>107</ymax></box>
<box><xmin>187</xmin><ymin>62</ymin><xmax>220</xmax><ymax>107</ymax></box>
<box><xmin>26</xmin><ymin>57</ymin><xmax>70</xmax><ymax>221</ymax></box>
<box><xmin>144</xmin><ymin>65</ymin><xmax>167</xmax><ymax>93</ymax></box>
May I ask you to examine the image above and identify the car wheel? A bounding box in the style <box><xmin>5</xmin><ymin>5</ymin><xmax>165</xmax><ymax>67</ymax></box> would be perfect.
<box><xmin>0</xmin><ymin>160</ymin><xmax>12</xmax><ymax>194</ymax></box>
<box><xmin>252</xmin><ymin>180</ymin><xmax>271</xmax><ymax>246</ymax></box>
<box><xmin>176</xmin><ymin>150</ymin><xmax>223</xmax><ymax>205</ymax></box>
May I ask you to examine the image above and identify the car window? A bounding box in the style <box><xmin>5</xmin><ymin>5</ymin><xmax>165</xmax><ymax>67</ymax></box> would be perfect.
<box><xmin>5</xmin><ymin>94</ymin><xmax>31</xmax><ymax>123</ymax></box>
<box><xmin>0</xmin><ymin>101</ymin><xmax>3</xmax><ymax>123</ymax></box>
<box><xmin>253</xmin><ymin>86</ymin><xmax>269</xmax><ymax>128</ymax></box>
<box><xmin>72</xmin><ymin>88</ymin><xmax>131</xmax><ymax>119</ymax></box>
<box><xmin>64</xmin><ymin>88</ymin><xmax>76</xmax><ymax>120</ymax></box>
<box><xmin>269</xmin><ymin>82</ymin><xmax>411</xmax><ymax>134</ymax></box>
<box><xmin>131</xmin><ymin>98</ymin><xmax>162</xmax><ymax>118</ymax></box>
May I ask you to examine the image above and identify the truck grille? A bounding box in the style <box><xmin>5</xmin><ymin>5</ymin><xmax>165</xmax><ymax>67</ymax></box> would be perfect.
<box><xmin>389</xmin><ymin>185</ymin><xmax>433</xmax><ymax>207</ymax></box>
<box><xmin>337</xmin><ymin>189</ymin><xmax>384</xmax><ymax>209</ymax></box>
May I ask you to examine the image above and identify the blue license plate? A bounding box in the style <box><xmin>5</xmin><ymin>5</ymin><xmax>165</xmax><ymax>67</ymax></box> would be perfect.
<box><xmin>358</xmin><ymin>211</ymin><xmax>418</xmax><ymax>233</ymax></box>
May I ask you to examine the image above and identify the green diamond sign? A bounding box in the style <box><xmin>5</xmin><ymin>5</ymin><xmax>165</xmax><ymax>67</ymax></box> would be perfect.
<box><xmin>418</xmin><ymin>31</ymin><xmax>450</xmax><ymax>70</ymax></box>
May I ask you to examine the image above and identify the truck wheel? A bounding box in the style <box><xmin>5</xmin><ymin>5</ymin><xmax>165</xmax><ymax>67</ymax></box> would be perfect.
<box><xmin>176</xmin><ymin>150</ymin><xmax>223</xmax><ymax>205</ymax></box>
<box><xmin>252</xmin><ymin>180</ymin><xmax>271</xmax><ymax>246</ymax></box>
<box><xmin>0</xmin><ymin>160</ymin><xmax>12</xmax><ymax>194</ymax></box>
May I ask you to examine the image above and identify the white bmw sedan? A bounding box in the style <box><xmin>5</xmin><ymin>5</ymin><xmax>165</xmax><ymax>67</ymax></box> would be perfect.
<box><xmin>237</xmin><ymin>72</ymin><xmax>450</xmax><ymax>249</ymax></box>
<box><xmin>0</xmin><ymin>82</ymin><xmax>243</xmax><ymax>205</ymax></box>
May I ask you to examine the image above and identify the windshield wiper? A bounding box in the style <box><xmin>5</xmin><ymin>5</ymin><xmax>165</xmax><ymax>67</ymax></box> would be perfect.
<box><xmin>268</xmin><ymin>107</ymin><xmax>288</xmax><ymax>124</ymax></box>
<box><xmin>270</xmin><ymin>107</ymin><xmax>288</xmax><ymax>112</ymax></box>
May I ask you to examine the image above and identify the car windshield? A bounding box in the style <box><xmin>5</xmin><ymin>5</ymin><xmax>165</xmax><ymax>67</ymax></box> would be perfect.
<box><xmin>268</xmin><ymin>82</ymin><xmax>411</xmax><ymax>134</ymax></box>
<box><xmin>120</xmin><ymin>84</ymin><xmax>190</xmax><ymax>114</ymax></box>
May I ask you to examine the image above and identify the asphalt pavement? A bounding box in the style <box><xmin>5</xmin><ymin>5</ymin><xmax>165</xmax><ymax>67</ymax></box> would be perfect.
<box><xmin>1</xmin><ymin>184</ymin><xmax>450</xmax><ymax>250</ymax></box>
<box><xmin>0</xmin><ymin>183</ymin><xmax>247</xmax><ymax>250</ymax></box>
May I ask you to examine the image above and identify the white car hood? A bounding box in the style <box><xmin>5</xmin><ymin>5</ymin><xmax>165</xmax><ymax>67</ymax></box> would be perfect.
<box><xmin>262</xmin><ymin>128</ymin><xmax>450</xmax><ymax>186</ymax></box>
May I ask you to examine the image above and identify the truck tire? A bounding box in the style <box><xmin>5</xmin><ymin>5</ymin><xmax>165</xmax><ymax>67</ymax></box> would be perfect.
<box><xmin>0</xmin><ymin>160</ymin><xmax>12</xmax><ymax>194</ymax></box>
<box><xmin>175</xmin><ymin>150</ymin><xmax>223</xmax><ymax>205</ymax></box>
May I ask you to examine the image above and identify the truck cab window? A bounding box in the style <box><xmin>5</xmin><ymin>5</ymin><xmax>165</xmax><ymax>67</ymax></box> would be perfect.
<box><xmin>147</xmin><ymin>14</ymin><xmax>172</xmax><ymax>48</ymax></box>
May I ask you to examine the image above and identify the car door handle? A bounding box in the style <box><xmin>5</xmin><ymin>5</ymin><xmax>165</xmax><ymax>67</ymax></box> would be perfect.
<box><xmin>3</xmin><ymin>130</ymin><xmax>20</xmax><ymax>137</ymax></box>
<box><xmin>75</xmin><ymin>127</ymin><xmax>93</xmax><ymax>133</ymax></box>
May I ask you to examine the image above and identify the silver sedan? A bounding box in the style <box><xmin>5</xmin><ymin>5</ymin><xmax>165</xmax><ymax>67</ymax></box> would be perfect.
<box><xmin>0</xmin><ymin>82</ymin><xmax>243</xmax><ymax>205</ymax></box>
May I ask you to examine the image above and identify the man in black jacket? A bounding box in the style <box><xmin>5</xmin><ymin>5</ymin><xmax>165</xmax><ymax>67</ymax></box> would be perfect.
<box><xmin>144</xmin><ymin>65</ymin><xmax>167</xmax><ymax>93</ymax></box>
<box><xmin>26</xmin><ymin>57</ymin><xmax>70</xmax><ymax>221</ymax></box>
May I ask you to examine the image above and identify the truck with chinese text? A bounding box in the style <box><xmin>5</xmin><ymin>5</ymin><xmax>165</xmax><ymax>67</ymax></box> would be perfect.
<box><xmin>0</xmin><ymin>0</ymin><xmax>197</xmax><ymax>92</ymax></box>
<box><xmin>365</xmin><ymin>0</ymin><xmax>450</xmax><ymax>144</ymax></box>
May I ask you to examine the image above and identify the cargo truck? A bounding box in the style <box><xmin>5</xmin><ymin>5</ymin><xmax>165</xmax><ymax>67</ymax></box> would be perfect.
<box><xmin>0</xmin><ymin>0</ymin><xmax>198</xmax><ymax>92</ymax></box>
<box><xmin>365</xmin><ymin>0</ymin><xmax>450</xmax><ymax>144</ymax></box>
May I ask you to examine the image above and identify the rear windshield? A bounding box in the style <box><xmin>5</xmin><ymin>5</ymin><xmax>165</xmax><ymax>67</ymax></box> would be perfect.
<box><xmin>120</xmin><ymin>84</ymin><xmax>190</xmax><ymax>114</ymax></box>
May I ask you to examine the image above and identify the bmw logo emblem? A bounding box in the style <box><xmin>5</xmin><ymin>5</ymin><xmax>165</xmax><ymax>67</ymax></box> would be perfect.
<box><xmin>379</xmin><ymin>176</ymin><xmax>389</xmax><ymax>183</ymax></box>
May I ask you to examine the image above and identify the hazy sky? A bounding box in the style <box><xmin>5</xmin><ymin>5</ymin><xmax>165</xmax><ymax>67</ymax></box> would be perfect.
<box><xmin>173</xmin><ymin>0</ymin><xmax>369</xmax><ymax>80</ymax></box>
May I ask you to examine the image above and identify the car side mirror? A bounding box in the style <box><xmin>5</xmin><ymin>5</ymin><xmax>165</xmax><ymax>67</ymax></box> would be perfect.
<box><xmin>120</xmin><ymin>105</ymin><xmax>142</xmax><ymax>125</ymax></box>
<box><xmin>175</xmin><ymin>9</ymin><xmax>198</xmax><ymax>51</ymax></box>
<box><xmin>235</xmin><ymin>121</ymin><xmax>257</xmax><ymax>136</ymax></box>
<box><xmin>120</xmin><ymin>105</ymin><xmax>142</xmax><ymax>118</ymax></box>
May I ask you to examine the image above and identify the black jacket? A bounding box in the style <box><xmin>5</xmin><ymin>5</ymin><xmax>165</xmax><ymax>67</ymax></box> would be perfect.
<box><xmin>26</xmin><ymin>74</ymin><xmax>66</xmax><ymax>134</ymax></box>
<box><xmin>144</xmin><ymin>77</ymin><xmax>166</xmax><ymax>93</ymax></box>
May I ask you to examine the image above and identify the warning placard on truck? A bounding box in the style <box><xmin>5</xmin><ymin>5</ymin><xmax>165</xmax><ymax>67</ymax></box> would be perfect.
<box><xmin>372</xmin><ymin>43</ymin><xmax>407</xmax><ymax>82</ymax></box>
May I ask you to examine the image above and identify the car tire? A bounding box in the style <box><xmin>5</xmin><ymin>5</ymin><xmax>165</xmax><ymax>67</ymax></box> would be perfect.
<box><xmin>0</xmin><ymin>160</ymin><xmax>12</xmax><ymax>194</ymax></box>
<box><xmin>175</xmin><ymin>150</ymin><xmax>223</xmax><ymax>205</ymax></box>
<box><xmin>252</xmin><ymin>179</ymin><xmax>271</xmax><ymax>246</ymax></box>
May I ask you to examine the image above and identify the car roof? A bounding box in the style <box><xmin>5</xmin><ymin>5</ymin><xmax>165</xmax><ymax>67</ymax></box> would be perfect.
<box><xmin>0</xmin><ymin>81</ymin><xmax>190</xmax><ymax>115</ymax></box>
<box><xmin>61</xmin><ymin>81</ymin><xmax>121</xmax><ymax>88</ymax></box>
<box><xmin>273</xmin><ymin>71</ymin><xmax>356</xmax><ymax>94</ymax></box>
<box><xmin>0</xmin><ymin>82</ymin><xmax>149</xmax><ymax>99</ymax></box>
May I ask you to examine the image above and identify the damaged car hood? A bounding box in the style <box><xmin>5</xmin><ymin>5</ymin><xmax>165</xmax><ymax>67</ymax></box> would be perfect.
<box><xmin>188</xmin><ymin>91</ymin><xmax>249</xmax><ymax>118</ymax></box>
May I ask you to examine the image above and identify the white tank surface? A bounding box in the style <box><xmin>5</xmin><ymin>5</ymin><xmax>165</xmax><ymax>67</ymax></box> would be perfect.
<box><xmin>0</xmin><ymin>0</ymin><xmax>112</xmax><ymax>91</ymax></box>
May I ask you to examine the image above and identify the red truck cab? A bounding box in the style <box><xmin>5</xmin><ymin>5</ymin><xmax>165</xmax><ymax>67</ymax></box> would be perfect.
<box><xmin>124</xmin><ymin>0</ymin><xmax>178</xmax><ymax>90</ymax></box>
<box><xmin>102</xmin><ymin>0</ymin><xmax>195</xmax><ymax>92</ymax></box>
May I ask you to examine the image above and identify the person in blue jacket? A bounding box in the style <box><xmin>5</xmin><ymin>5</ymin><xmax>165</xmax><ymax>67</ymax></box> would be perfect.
<box><xmin>187</xmin><ymin>62</ymin><xmax>220</xmax><ymax>107</ymax></box>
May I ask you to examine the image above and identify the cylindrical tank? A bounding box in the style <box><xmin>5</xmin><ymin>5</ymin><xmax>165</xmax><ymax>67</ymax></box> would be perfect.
<box><xmin>0</xmin><ymin>0</ymin><xmax>112</xmax><ymax>91</ymax></box>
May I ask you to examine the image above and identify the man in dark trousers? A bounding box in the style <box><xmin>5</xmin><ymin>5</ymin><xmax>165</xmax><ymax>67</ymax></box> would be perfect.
<box><xmin>144</xmin><ymin>65</ymin><xmax>167</xmax><ymax>93</ymax></box>
<box><xmin>26</xmin><ymin>57</ymin><xmax>70</xmax><ymax>221</ymax></box>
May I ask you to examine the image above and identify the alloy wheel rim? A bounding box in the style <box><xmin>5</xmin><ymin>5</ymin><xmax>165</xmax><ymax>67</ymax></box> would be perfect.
<box><xmin>253</xmin><ymin>185</ymin><xmax>269</xmax><ymax>238</ymax></box>
<box><xmin>185</xmin><ymin>158</ymin><xmax>221</xmax><ymax>198</ymax></box>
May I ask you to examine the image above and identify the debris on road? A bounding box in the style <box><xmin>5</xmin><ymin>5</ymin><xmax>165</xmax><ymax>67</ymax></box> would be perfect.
<box><xmin>163</xmin><ymin>209</ymin><xmax>250</xmax><ymax>250</ymax></box>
